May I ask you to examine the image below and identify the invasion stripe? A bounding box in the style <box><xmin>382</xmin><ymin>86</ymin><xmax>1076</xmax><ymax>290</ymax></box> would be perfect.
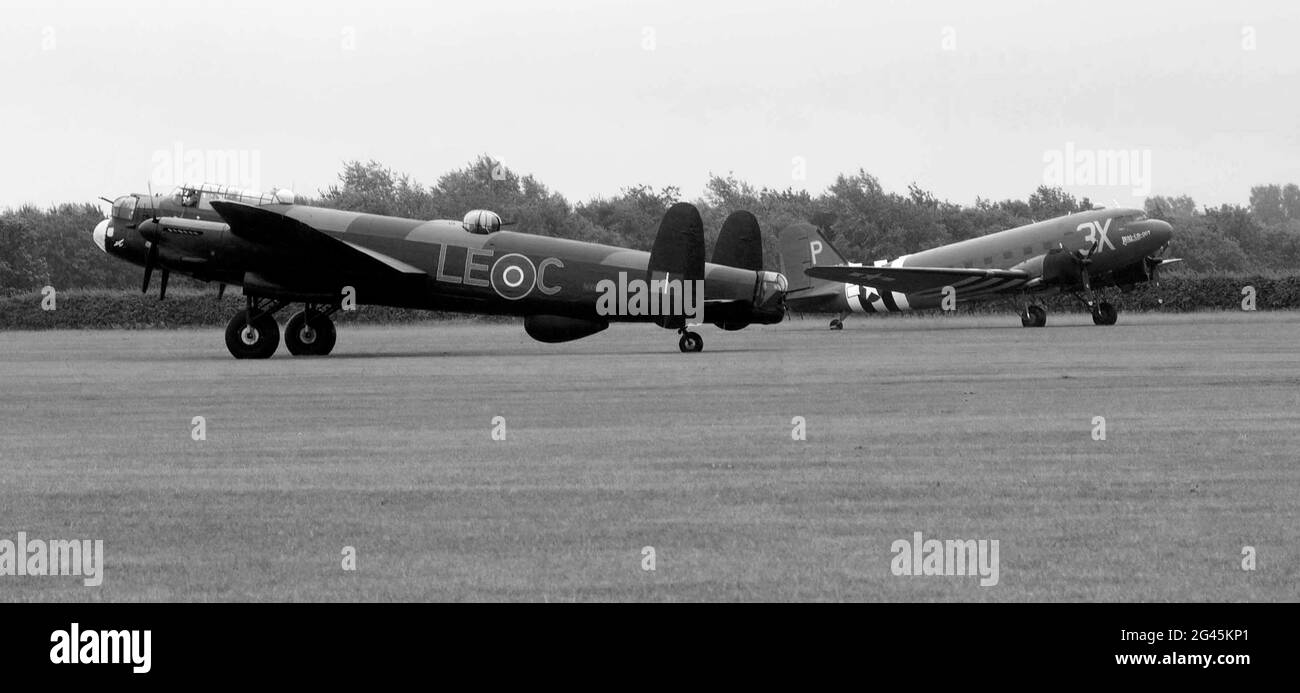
<box><xmin>880</xmin><ymin>291</ymin><xmax>900</xmax><ymax>312</ymax></box>
<box><xmin>859</xmin><ymin>285</ymin><xmax>878</xmax><ymax>313</ymax></box>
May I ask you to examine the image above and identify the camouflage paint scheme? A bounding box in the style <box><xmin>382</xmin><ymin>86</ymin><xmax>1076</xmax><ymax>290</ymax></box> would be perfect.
<box><xmin>94</xmin><ymin>186</ymin><xmax>786</xmax><ymax>330</ymax></box>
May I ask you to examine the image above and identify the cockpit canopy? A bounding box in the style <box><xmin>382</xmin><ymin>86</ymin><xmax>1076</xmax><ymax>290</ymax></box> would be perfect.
<box><xmin>111</xmin><ymin>195</ymin><xmax>137</xmax><ymax>221</ymax></box>
<box><xmin>168</xmin><ymin>183</ymin><xmax>297</xmax><ymax>209</ymax></box>
<box><xmin>463</xmin><ymin>210</ymin><xmax>502</xmax><ymax>234</ymax></box>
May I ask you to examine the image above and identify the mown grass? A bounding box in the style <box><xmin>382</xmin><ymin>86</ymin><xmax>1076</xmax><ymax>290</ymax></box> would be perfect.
<box><xmin>0</xmin><ymin>314</ymin><xmax>1296</xmax><ymax>601</ymax></box>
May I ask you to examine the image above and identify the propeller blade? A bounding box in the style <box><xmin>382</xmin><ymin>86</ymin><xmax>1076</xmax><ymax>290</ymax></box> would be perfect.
<box><xmin>158</xmin><ymin>268</ymin><xmax>170</xmax><ymax>301</ymax></box>
<box><xmin>1144</xmin><ymin>255</ymin><xmax>1163</xmax><ymax>277</ymax></box>
<box><xmin>217</xmin><ymin>283</ymin><xmax>226</xmax><ymax>300</ymax></box>
<box><xmin>142</xmin><ymin>243</ymin><xmax>159</xmax><ymax>294</ymax></box>
<box><xmin>146</xmin><ymin>181</ymin><xmax>160</xmax><ymax>222</ymax></box>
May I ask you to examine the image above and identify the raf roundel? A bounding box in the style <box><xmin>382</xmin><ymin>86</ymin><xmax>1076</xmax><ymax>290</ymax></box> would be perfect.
<box><xmin>490</xmin><ymin>253</ymin><xmax>537</xmax><ymax>300</ymax></box>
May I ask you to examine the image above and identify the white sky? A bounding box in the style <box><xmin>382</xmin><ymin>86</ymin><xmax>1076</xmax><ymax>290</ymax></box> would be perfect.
<box><xmin>1</xmin><ymin>0</ymin><xmax>1296</xmax><ymax>211</ymax></box>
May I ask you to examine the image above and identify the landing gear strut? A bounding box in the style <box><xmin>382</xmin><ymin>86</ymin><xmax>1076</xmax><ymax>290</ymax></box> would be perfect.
<box><xmin>1071</xmin><ymin>291</ymin><xmax>1119</xmax><ymax>326</ymax></box>
<box><xmin>678</xmin><ymin>328</ymin><xmax>703</xmax><ymax>353</ymax></box>
<box><xmin>224</xmin><ymin>297</ymin><xmax>343</xmax><ymax>359</ymax></box>
<box><xmin>285</xmin><ymin>305</ymin><xmax>339</xmax><ymax>356</ymax></box>
<box><xmin>225</xmin><ymin>297</ymin><xmax>288</xmax><ymax>359</ymax></box>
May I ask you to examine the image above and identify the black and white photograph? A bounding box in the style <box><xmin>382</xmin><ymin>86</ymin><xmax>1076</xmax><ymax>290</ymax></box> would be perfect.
<box><xmin>1</xmin><ymin>0</ymin><xmax>1294</xmax><ymax>676</ymax></box>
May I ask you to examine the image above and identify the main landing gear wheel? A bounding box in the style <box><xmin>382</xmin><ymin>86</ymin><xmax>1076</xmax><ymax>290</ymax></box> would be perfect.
<box><xmin>829</xmin><ymin>319</ymin><xmax>844</xmax><ymax>330</ymax></box>
<box><xmin>285</xmin><ymin>311</ymin><xmax>337</xmax><ymax>356</ymax></box>
<box><xmin>225</xmin><ymin>310</ymin><xmax>280</xmax><ymax>359</ymax></box>
<box><xmin>1020</xmin><ymin>305</ymin><xmax>1047</xmax><ymax>328</ymax></box>
<box><xmin>678</xmin><ymin>330</ymin><xmax>703</xmax><ymax>353</ymax></box>
<box><xmin>1092</xmin><ymin>301</ymin><xmax>1118</xmax><ymax>326</ymax></box>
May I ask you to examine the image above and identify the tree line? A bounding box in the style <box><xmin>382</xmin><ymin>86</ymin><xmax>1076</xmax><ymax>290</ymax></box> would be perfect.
<box><xmin>3</xmin><ymin>155</ymin><xmax>1298</xmax><ymax>292</ymax></box>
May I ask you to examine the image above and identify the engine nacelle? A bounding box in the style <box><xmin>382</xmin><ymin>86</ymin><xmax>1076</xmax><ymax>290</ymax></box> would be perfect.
<box><xmin>1042</xmin><ymin>247</ymin><xmax>1084</xmax><ymax>287</ymax></box>
<box><xmin>711</xmin><ymin>315</ymin><xmax>751</xmax><ymax>331</ymax></box>
<box><xmin>524</xmin><ymin>315</ymin><xmax>608</xmax><ymax>343</ymax></box>
<box><xmin>1108</xmin><ymin>259</ymin><xmax>1154</xmax><ymax>287</ymax></box>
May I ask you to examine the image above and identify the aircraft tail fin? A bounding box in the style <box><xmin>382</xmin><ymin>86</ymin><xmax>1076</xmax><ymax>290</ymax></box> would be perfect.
<box><xmin>647</xmin><ymin>202</ymin><xmax>706</xmax><ymax>329</ymax></box>
<box><xmin>779</xmin><ymin>223</ymin><xmax>847</xmax><ymax>297</ymax></box>
<box><xmin>711</xmin><ymin>211</ymin><xmax>763</xmax><ymax>271</ymax></box>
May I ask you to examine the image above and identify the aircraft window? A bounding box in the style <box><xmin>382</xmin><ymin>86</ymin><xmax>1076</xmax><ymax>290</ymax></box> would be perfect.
<box><xmin>983</xmin><ymin>256</ymin><xmax>992</xmax><ymax>265</ymax></box>
<box><xmin>1042</xmin><ymin>242</ymin><xmax>1052</xmax><ymax>250</ymax></box>
<box><xmin>112</xmin><ymin>196</ymin><xmax>136</xmax><ymax>220</ymax></box>
<box><xmin>963</xmin><ymin>261</ymin><xmax>973</xmax><ymax>268</ymax></box>
<box><xmin>1022</xmin><ymin>246</ymin><xmax>1033</xmax><ymax>256</ymax></box>
<box><xmin>1002</xmin><ymin>250</ymin><xmax>1013</xmax><ymax>259</ymax></box>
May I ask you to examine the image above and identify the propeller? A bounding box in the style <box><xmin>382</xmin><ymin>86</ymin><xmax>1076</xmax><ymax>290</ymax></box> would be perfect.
<box><xmin>138</xmin><ymin>181</ymin><xmax>169</xmax><ymax>300</ymax></box>
<box><xmin>140</xmin><ymin>237</ymin><xmax>170</xmax><ymax>300</ymax></box>
<box><xmin>1074</xmin><ymin>237</ymin><xmax>1100</xmax><ymax>294</ymax></box>
<box><xmin>142</xmin><ymin>243</ymin><xmax>158</xmax><ymax>294</ymax></box>
<box><xmin>1145</xmin><ymin>241</ymin><xmax>1172</xmax><ymax>306</ymax></box>
<box><xmin>146</xmin><ymin>181</ymin><xmax>161</xmax><ymax>222</ymax></box>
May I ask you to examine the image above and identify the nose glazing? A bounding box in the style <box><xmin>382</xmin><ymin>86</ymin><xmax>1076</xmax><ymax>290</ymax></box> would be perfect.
<box><xmin>93</xmin><ymin>219</ymin><xmax>109</xmax><ymax>252</ymax></box>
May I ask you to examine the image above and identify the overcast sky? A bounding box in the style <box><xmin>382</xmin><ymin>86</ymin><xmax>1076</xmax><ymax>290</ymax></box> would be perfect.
<box><xmin>1</xmin><ymin>0</ymin><xmax>1296</xmax><ymax>212</ymax></box>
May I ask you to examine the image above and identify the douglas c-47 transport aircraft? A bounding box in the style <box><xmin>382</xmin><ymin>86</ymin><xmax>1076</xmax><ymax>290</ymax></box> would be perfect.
<box><xmin>779</xmin><ymin>207</ymin><xmax>1177</xmax><ymax>328</ymax></box>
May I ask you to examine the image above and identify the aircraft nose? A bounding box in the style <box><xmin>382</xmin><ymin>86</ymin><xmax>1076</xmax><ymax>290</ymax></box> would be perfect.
<box><xmin>92</xmin><ymin>219</ymin><xmax>109</xmax><ymax>252</ymax></box>
<box><xmin>1153</xmin><ymin>219</ymin><xmax>1173</xmax><ymax>245</ymax></box>
<box><xmin>1129</xmin><ymin>218</ymin><xmax>1173</xmax><ymax>247</ymax></box>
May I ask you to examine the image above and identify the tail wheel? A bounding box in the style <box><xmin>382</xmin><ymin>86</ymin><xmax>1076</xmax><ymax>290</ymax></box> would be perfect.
<box><xmin>678</xmin><ymin>331</ymin><xmax>704</xmax><ymax>353</ymax></box>
<box><xmin>225</xmin><ymin>310</ymin><xmax>280</xmax><ymax>359</ymax></box>
<box><xmin>1092</xmin><ymin>301</ymin><xmax>1118</xmax><ymax>326</ymax></box>
<box><xmin>829</xmin><ymin>319</ymin><xmax>843</xmax><ymax>330</ymax></box>
<box><xmin>285</xmin><ymin>311</ymin><xmax>337</xmax><ymax>356</ymax></box>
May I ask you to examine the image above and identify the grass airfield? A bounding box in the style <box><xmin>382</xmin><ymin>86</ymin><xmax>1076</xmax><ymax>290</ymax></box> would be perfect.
<box><xmin>0</xmin><ymin>311</ymin><xmax>1297</xmax><ymax>602</ymax></box>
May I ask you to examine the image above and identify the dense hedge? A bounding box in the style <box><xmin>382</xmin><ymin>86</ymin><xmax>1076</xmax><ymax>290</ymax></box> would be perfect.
<box><xmin>1</xmin><ymin>275</ymin><xmax>1296</xmax><ymax>329</ymax></box>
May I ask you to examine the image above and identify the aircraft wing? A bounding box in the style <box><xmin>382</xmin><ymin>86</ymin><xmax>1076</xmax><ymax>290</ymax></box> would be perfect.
<box><xmin>803</xmin><ymin>265</ymin><xmax>1032</xmax><ymax>294</ymax></box>
<box><xmin>209</xmin><ymin>200</ymin><xmax>423</xmax><ymax>275</ymax></box>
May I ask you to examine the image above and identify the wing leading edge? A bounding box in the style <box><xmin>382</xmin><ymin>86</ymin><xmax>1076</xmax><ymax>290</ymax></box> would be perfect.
<box><xmin>209</xmin><ymin>200</ymin><xmax>424</xmax><ymax>275</ymax></box>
